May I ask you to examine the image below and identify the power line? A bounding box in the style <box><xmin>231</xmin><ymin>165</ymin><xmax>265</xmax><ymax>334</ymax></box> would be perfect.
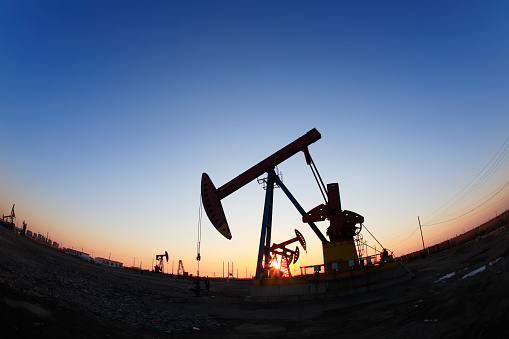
<box><xmin>363</xmin><ymin>136</ymin><xmax>509</xmax><ymax>251</ymax></box>
<box><xmin>385</xmin><ymin>188</ymin><xmax>509</xmax><ymax>250</ymax></box>
<box><xmin>386</xmin><ymin>226</ymin><xmax>420</xmax><ymax>248</ymax></box>
<box><xmin>434</xmin><ymin>181</ymin><xmax>509</xmax><ymax>221</ymax></box>
<box><xmin>424</xmin><ymin>135</ymin><xmax>509</xmax><ymax>223</ymax></box>
<box><xmin>442</xmin><ymin>140</ymin><xmax>509</xmax><ymax>215</ymax></box>
<box><xmin>382</xmin><ymin>181</ymin><xmax>509</xmax><ymax>247</ymax></box>
<box><xmin>422</xmin><ymin>192</ymin><xmax>509</xmax><ymax>232</ymax></box>
<box><xmin>382</xmin><ymin>224</ymin><xmax>420</xmax><ymax>242</ymax></box>
<box><xmin>422</xmin><ymin>179</ymin><xmax>509</xmax><ymax>227</ymax></box>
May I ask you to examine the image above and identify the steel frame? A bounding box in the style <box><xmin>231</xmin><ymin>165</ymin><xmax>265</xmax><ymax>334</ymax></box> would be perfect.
<box><xmin>254</xmin><ymin>169</ymin><xmax>328</xmax><ymax>279</ymax></box>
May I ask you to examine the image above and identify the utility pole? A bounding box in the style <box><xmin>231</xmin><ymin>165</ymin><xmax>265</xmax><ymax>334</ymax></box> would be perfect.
<box><xmin>418</xmin><ymin>216</ymin><xmax>426</xmax><ymax>255</ymax></box>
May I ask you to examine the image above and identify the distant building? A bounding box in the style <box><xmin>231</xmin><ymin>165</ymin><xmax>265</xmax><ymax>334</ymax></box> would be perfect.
<box><xmin>64</xmin><ymin>248</ymin><xmax>91</xmax><ymax>261</ymax></box>
<box><xmin>26</xmin><ymin>230</ymin><xmax>33</xmax><ymax>237</ymax></box>
<box><xmin>52</xmin><ymin>241</ymin><xmax>59</xmax><ymax>248</ymax></box>
<box><xmin>94</xmin><ymin>257</ymin><xmax>123</xmax><ymax>268</ymax></box>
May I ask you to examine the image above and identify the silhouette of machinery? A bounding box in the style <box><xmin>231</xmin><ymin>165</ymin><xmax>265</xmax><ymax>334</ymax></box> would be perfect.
<box><xmin>201</xmin><ymin>128</ymin><xmax>365</xmax><ymax>279</ymax></box>
<box><xmin>177</xmin><ymin>260</ymin><xmax>188</xmax><ymax>276</ymax></box>
<box><xmin>2</xmin><ymin>204</ymin><xmax>15</xmax><ymax>230</ymax></box>
<box><xmin>154</xmin><ymin>251</ymin><xmax>168</xmax><ymax>273</ymax></box>
<box><xmin>268</xmin><ymin>229</ymin><xmax>306</xmax><ymax>278</ymax></box>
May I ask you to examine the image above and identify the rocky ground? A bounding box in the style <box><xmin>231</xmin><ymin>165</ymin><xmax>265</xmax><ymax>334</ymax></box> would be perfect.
<box><xmin>1</xmin><ymin>213</ymin><xmax>508</xmax><ymax>338</ymax></box>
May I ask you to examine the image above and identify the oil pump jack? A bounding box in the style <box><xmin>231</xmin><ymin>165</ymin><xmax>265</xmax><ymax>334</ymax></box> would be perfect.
<box><xmin>154</xmin><ymin>251</ymin><xmax>168</xmax><ymax>273</ymax></box>
<box><xmin>268</xmin><ymin>229</ymin><xmax>306</xmax><ymax>278</ymax></box>
<box><xmin>201</xmin><ymin>128</ymin><xmax>367</xmax><ymax>280</ymax></box>
<box><xmin>2</xmin><ymin>204</ymin><xmax>15</xmax><ymax>230</ymax></box>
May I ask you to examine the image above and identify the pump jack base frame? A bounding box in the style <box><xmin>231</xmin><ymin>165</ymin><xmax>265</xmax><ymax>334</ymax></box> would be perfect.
<box><xmin>253</xmin><ymin>171</ymin><xmax>409</xmax><ymax>300</ymax></box>
<box><xmin>250</xmin><ymin>260</ymin><xmax>409</xmax><ymax>301</ymax></box>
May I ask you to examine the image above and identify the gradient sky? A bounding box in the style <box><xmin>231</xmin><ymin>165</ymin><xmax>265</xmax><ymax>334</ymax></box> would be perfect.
<box><xmin>1</xmin><ymin>1</ymin><xmax>508</xmax><ymax>277</ymax></box>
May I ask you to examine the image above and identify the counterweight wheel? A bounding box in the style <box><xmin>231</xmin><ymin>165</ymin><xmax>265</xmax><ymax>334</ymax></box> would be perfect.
<box><xmin>295</xmin><ymin>229</ymin><xmax>306</xmax><ymax>251</ymax></box>
<box><xmin>293</xmin><ymin>246</ymin><xmax>300</xmax><ymax>264</ymax></box>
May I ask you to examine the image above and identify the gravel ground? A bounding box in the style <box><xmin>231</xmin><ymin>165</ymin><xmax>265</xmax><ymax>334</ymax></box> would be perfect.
<box><xmin>0</xmin><ymin>228</ymin><xmax>248</xmax><ymax>337</ymax></box>
<box><xmin>1</xmin><ymin>212</ymin><xmax>508</xmax><ymax>338</ymax></box>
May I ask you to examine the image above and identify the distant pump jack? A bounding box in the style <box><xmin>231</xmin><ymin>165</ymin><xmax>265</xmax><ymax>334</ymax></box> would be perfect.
<box><xmin>154</xmin><ymin>251</ymin><xmax>168</xmax><ymax>273</ymax></box>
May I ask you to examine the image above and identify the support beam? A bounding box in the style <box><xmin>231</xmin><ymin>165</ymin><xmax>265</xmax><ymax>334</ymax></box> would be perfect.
<box><xmin>255</xmin><ymin>170</ymin><xmax>276</xmax><ymax>279</ymax></box>
<box><xmin>274</xmin><ymin>176</ymin><xmax>328</xmax><ymax>244</ymax></box>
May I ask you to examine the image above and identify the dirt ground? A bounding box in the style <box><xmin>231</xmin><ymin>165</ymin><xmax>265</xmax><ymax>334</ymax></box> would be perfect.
<box><xmin>1</xmin><ymin>215</ymin><xmax>508</xmax><ymax>338</ymax></box>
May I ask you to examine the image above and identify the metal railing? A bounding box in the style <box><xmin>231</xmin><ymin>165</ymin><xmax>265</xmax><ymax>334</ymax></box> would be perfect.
<box><xmin>299</xmin><ymin>254</ymin><xmax>385</xmax><ymax>282</ymax></box>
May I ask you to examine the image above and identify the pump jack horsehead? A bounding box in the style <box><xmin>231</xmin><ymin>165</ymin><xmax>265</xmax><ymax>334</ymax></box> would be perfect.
<box><xmin>201</xmin><ymin>128</ymin><xmax>365</xmax><ymax>279</ymax></box>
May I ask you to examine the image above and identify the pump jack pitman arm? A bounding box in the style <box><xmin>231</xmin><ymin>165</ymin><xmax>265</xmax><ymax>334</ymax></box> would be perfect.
<box><xmin>201</xmin><ymin>128</ymin><xmax>321</xmax><ymax>239</ymax></box>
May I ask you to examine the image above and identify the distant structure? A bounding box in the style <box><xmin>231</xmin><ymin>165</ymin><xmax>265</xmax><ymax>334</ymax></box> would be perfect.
<box><xmin>177</xmin><ymin>260</ymin><xmax>188</xmax><ymax>276</ymax></box>
<box><xmin>94</xmin><ymin>257</ymin><xmax>123</xmax><ymax>268</ymax></box>
<box><xmin>1</xmin><ymin>204</ymin><xmax>15</xmax><ymax>230</ymax></box>
<box><xmin>0</xmin><ymin>204</ymin><xmax>61</xmax><ymax>250</ymax></box>
<box><xmin>154</xmin><ymin>251</ymin><xmax>168</xmax><ymax>273</ymax></box>
<box><xmin>63</xmin><ymin>249</ymin><xmax>123</xmax><ymax>268</ymax></box>
<box><xmin>64</xmin><ymin>248</ymin><xmax>92</xmax><ymax>261</ymax></box>
<box><xmin>21</xmin><ymin>220</ymin><xmax>27</xmax><ymax>235</ymax></box>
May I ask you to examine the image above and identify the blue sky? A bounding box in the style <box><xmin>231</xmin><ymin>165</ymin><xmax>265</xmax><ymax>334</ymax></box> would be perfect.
<box><xmin>1</xmin><ymin>1</ymin><xmax>508</xmax><ymax>276</ymax></box>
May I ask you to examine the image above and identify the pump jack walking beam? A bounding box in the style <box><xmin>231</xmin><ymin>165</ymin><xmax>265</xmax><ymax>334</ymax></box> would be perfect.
<box><xmin>201</xmin><ymin>128</ymin><xmax>321</xmax><ymax>240</ymax></box>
